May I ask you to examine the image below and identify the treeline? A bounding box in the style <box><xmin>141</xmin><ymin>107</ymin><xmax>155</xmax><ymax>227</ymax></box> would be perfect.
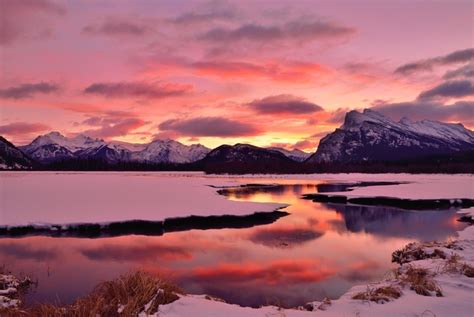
<box><xmin>36</xmin><ymin>159</ymin><xmax>202</xmax><ymax>172</ymax></box>
<box><xmin>27</xmin><ymin>150</ymin><xmax>474</xmax><ymax>174</ymax></box>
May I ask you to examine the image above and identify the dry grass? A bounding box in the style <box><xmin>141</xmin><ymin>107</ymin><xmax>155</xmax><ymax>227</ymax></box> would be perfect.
<box><xmin>443</xmin><ymin>254</ymin><xmax>474</xmax><ymax>278</ymax></box>
<box><xmin>352</xmin><ymin>285</ymin><xmax>402</xmax><ymax>303</ymax></box>
<box><xmin>461</xmin><ymin>264</ymin><xmax>474</xmax><ymax>277</ymax></box>
<box><xmin>2</xmin><ymin>271</ymin><xmax>182</xmax><ymax>317</ymax></box>
<box><xmin>392</xmin><ymin>243</ymin><xmax>446</xmax><ymax>265</ymax></box>
<box><xmin>400</xmin><ymin>267</ymin><xmax>442</xmax><ymax>297</ymax></box>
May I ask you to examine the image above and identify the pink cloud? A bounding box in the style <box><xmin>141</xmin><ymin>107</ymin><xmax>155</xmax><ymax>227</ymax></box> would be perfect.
<box><xmin>0</xmin><ymin>121</ymin><xmax>50</xmax><ymax>136</ymax></box>
<box><xmin>1</xmin><ymin>0</ymin><xmax>65</xmax><ymax>45</ymax></box>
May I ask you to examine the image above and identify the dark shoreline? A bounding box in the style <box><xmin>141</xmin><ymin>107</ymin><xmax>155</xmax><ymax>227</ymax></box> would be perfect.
<box><xmin>303</xmin><ymin>193</ymin><xmax>474</xmax><ymax>213</ymax></box>
<box><xmin>0</xmin><ymin>210</ymin><xmax>289</xmax><ymax>238</ymax></box>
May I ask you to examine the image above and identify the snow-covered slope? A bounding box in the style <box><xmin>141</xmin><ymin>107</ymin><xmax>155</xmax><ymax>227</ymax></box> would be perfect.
<box><xmin>0</xmin><ymin>136</ymin><xmax>33</xmax><ymax>169</ymax></box>
<box><xmin>131</xmin><ymin>139</ymin><xmax>210</xmax><ymax>164</ymax></box>
<box><xmin>268</xmin><ymin>147</ymin><xmax>311</xmax><ymax>162</ymax></box>
<box><xmin>20</xmin><ymin>132</ymin><xmax>210</xmax><ymax>164</ymax></box>
<box><xmin>307</xmin><ymin>109</ymin><xmax>474</xmax><ymax>163</ymax></box>
<box><xmin>21</xmin><ymin>132</ymin><xmax>105</xmax><ymax>163</ymax></box>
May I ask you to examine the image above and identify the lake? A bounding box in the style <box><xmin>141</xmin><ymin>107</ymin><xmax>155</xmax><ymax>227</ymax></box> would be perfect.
<box><xmin>0</xmin><ymin>172</ymin><xmax>468</xmax><ymax>308</ymax></box>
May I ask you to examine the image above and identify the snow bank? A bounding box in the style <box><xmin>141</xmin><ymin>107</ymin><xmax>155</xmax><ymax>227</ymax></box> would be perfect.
<box><xmin>0</xmin><ymin>273</ymin><xmax>31</xmax><ymax>309</ymax></box>
<box><xmin>153</xmin><ymin>224</ymin><xmax>474</xmax><ymax>317</ymax></box>
<box><xmin>2</xmin><ymin>172</ymin><xmax>471</xmax><ymax>226</ymax></box>
<box><xmin>0</xmin><ymin>172</ymin><xmax>284</xmax><ymax>226</ymax></box>
<box><xmin>209</xmin><ymin>173</ymin><xmax>474</xmax><ymax>200</ymax></box>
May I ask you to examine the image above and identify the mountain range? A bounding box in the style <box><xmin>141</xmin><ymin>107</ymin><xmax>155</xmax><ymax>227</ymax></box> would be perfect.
<box><xmin>1</xmin><ymin>109</ymin><xmax>473</xmax><ymax>172</ymax></box>
<box><xmin>19</xmin><ymin>132</ymin><xmax>211</xmax><ymax>165</ymax></box>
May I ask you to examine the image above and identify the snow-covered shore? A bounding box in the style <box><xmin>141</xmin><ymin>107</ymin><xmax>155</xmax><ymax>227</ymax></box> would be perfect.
<box><xmin>3</xmin><ymin>222</ymin><xmax>473</xmax><ymax>316</ymax></box>
<box><xmin>143</xmin><ymin>222</ymin><xmax>473</xmax><ymax>317</ymax></box>
<box><xmin>0</xmin><ymin>273</ymin><xmax>31</xmax><ymax>309</ymax></box>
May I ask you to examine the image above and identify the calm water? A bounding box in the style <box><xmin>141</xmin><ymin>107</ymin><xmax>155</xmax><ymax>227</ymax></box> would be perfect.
<box><xmin>0</xmin><ymin>175</ymin><xmax>467</xmax><ymax>308</ymax></box>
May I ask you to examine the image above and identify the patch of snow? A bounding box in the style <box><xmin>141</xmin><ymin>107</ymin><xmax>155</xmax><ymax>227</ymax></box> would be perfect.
<box><xmin>0</xmin><ymin>172</ymin><xmax>284</xmax><ymax>225</ymax></box>
<box><xmin>0</xmin><ymin>273</ymin><xmax>31</xmax><ymax>309</ymax></box>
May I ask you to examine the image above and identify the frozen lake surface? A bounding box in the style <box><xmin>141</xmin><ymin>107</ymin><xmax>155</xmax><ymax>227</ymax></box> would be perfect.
<box><xmin>0</xmin><ymin>172</ymin><xmax>472</xmax><ymax>307</ymax></box>
<box><xmin>1</xmin><ymin>172</ymin><xmax>472</xmax><ymax>226</ymax></box>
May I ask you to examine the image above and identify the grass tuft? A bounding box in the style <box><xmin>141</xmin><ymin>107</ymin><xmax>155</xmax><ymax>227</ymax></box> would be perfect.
<box><xmin>3</xmin><ymin>271</ymin><xmax>181</xmax><ymax>317</ymax></box>
<box><xmin>352</xmin><ymin>285</ymin><xmax>402</xmax><ymax>303</ymax></box>
<box><xmin>443</xmin><ymin>254</ymin><xmax>474</xmax><ymax>278</ymax></box>
<box><xmin>401</xmin><ymin>267</ymin><xmax>443</xmax><ymax>297</ymax></box>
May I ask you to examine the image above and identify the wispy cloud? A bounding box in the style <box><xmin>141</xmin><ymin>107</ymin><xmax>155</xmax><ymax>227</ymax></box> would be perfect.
<box><xmin>82</xmin><ymin>17</ymin><xmax>154</xmax><ymax>37</ymax></box>
<box><xmin>191</xmin><ymin>60</ymin><xmax>329</xmax><ymax>82</ymax></box>
<box><xmin>443</xmin><ymin>63</ymin><xmax>474</xmax><ymax>80</ymax></box>
<box><xmin>1</xmin><ymin>0</ymin><xmax>65</xmax><ymax>45</ymax></box>
<box><xmin>159</xmin><ymin>117</ymin><xmax>261</xmax><ymax>137</ymax></box>
<box><xmin>372</xmin><ymin>100</ymin><xmax>474</xmax><ymax>123</ymax></box>
<box><xmin>395</xmin><ymin>48</ymin><xmax>474</xmax><ymax>75</ymax></box>
<box><xmin>0</xmin><ymin>82</ymin><xmax>60</xmax><ymax>99</ymax></box>
<box><xmin>83</xmin><ymin>81</ymin><xmax>192</xmax><ymax>99</ymax></box>
<box><xmin>248</xmin><ymin>94</ymin><xmax>323</xmax><ymax>115</ymax></box>
<box><xmin>79</xmin><ymin>111</ymin><xmax>149</xmax><ymax>139</ymax></box>
<box><xmin>417</xmin><ymin>80</ymin><xmax>474</xmax><ymax>100</ymax></box>
<box><xmin>199</xmin><ymin>19</ymin><xmax>355</xmax><ymax>43</ymax></box>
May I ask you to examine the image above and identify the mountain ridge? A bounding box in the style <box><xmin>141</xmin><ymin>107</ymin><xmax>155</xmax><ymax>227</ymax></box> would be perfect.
<box><xmin>307</xmin><ymin>109</ymin><xmax>474</xmax><ymax>163</ymax></box>
<box><xmin>0</xmin><ymin>136</ymin><xmax>33</xmax><ymax>169</ymax></box>
<box><xmin>2</xmin><ymin>109</ymin><xmax>474</xmax><ymax>172</ymax></box>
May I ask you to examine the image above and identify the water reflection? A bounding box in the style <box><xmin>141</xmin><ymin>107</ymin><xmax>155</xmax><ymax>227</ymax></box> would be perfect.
<box><xmin>0</xmin><ymin>183</ymin><xmax>468</xmax><ymax>308</ymax></box>
<box><xmin>329</xmin><ymin>204</ymin><xmax>464</xmax><ymax>241</ymax></box>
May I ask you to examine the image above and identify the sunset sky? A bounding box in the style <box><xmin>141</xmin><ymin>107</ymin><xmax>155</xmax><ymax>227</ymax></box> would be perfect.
<box><xmin>0</xmin><ymin>0</ymin><xmax>473</xmax><ymax>150</ymax></box>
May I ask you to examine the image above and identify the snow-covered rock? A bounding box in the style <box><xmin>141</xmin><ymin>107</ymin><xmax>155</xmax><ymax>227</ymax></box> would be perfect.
<box><xmin>0</xmin><ymin>136</ymin><xmax>33</xmax><ymax>169</ymax></box>
<box><xmin>131</xmin><ymin>139</ymin><xmax>210</xmax><ymax>164</ymax></box>
<box><xmin>267</xmin><ymin>147</ymin><xmax>311</xmax><ymax>162</ymax></box>
<box><xmin>0</xmin><ymin>273</ymin><xmax>31</xmax><ymax>309</ymax></box>
<box><xmin>307</xmin><ymin>109</ymin><xmax>474</xmax><ymax>163</ymax></box>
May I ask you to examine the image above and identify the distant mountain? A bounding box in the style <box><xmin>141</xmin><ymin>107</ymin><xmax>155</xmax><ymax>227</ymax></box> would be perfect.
<box><xmin>0</xmin><ymin>136</ymin><xmax>33</xmax><ymax>169</ymax></box>
<box><xmin>268</xmin><ymin>147</ymin><xmax>311</xmax><ymax>162</ymax></box>
<box><xmin>21</xmin><ymin>132</ymin><xmax>105</xmax><ymax>163</ymax></box>
<box><xmin>21</xmin><ymin>132</ymin><xmax>210</xmax><ymax>165</ymax></box>
<box><xmin>199</xmin><ymin>144</ymin><xmax>298</xmax><ymax>173</ymax></box>
<box><xmin>307</xmin><ymin>109</ymin><xmax>474</xmax><ymax>164</ymax></box>
<box><xmin>131</xmin><ymin>139</ymin><xmax>210</xmax><ymax>164</ymax></box>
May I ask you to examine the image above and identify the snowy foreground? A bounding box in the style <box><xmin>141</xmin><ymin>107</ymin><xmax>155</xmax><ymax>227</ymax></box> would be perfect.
<box><xmin>154</xmin><ymin>225</ymin><xmax>474</xmax><ymax>317</ymax></box>
<box><xmin>0</xmin><ymin>273</ymin><xmax>31</xmax><ymax>309</ymax></box>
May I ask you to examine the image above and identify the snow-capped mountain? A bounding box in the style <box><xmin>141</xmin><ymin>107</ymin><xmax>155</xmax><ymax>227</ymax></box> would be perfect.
<box><xmin>21</xmin><ymin>132</ymin><xmax>106</xmax><ymax>163</ymax></box>
<box><xmin>130</xmin><ymin>139</ymin><xmax>210</xmax><ymax>164</ymax></box>
<box><xmin>268</xmin><ymin>147</ymin><xmax>311</xmax><ymax>162</ymax></box>
<box><xmin>74</xmin><ymin>144</ymin><xmax>132</xmax><ymax>164</ymax></box>
<box><xmin>20</xmin><ymin>132</ymin><xmax>210</xmax><ymax>164</ymax></box>
<box><xmin>307</xmin><ymin>109</ymin><xmax>474</xmax><ymax>163</ymax></box>
<box><xmin>0</xmin><ymin>136</ymin><xmax>33</xmax><ymax>169</ymax></box>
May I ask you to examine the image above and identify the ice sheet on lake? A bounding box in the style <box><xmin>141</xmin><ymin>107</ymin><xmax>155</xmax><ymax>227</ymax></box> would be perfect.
<box><xmin>1</xmin><ymin>172</ymin><xmax>472</xmax><ymax>226</ymax></box>
<box><xmin>0</xmin><ymin>172</ymin><xmax>285</xmax><ymax>226</ymax></box>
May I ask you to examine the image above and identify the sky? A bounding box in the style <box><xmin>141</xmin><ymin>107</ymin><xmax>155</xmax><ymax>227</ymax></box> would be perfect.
<box><xmin>0</xmin><ymin>0</ymin><xmax>473</xmax><ymax>150</ymax></box>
